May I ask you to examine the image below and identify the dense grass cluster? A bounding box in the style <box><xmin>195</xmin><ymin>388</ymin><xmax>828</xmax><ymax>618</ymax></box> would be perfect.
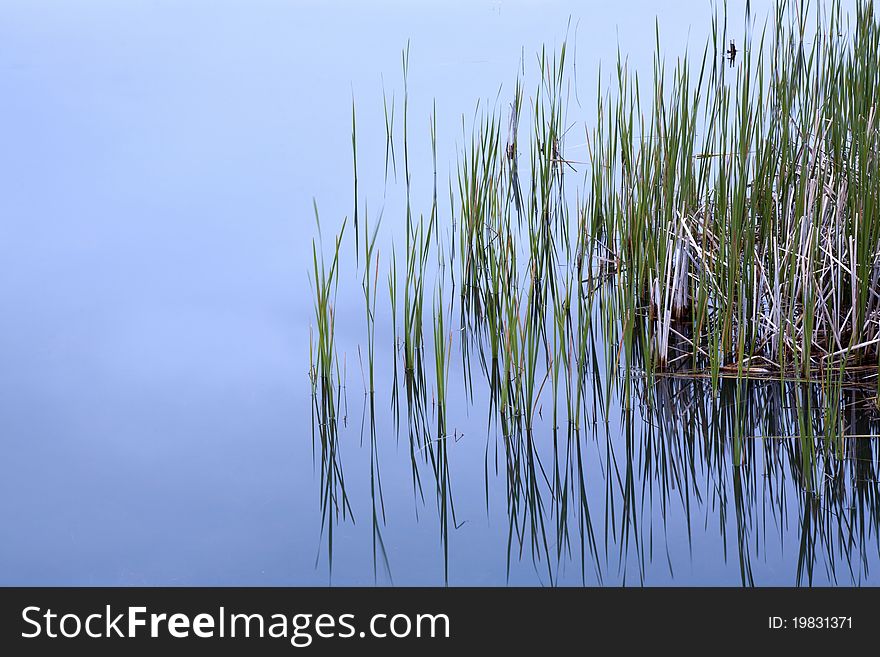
<box><xmin>308</xmin><ymin>1</ymin><xmax>880</xmax><ymax>582</ymax></box>
<box><xmin>593</xmin><ymin>0</ymin><xmax>880</xmax><ymax>382</ymax></box>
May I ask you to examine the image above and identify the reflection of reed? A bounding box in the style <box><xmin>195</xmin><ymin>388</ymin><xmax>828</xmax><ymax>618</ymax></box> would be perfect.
<box><xmin>487</xmin><ymin>374</ymin><xmax>880</xmax><ymax>585</ymax></box>
<box><xmin>359</xmin><ymin>393</ymin><xmax>391</xmax><ymax>584</ymax></box>
<box><xmin>400</xmin><ymin>331</ymin><xmax>457</xmax><ymax>585</ymax></box>
<box><xmin>630</xmin><ymin>374</ymin><xmax>880</xmax><ymax>585</ymax></box>
<box><xmin>309</xmin><ymin>367</ymin><xmax>353</xmax><ymax>579</ymax></box>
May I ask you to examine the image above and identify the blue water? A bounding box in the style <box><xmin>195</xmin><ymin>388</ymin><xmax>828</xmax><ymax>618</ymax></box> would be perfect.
<box><xmin>1</xmin><ymin>0</ymin><xmax>878</xmax><ymax>586</ymax></box>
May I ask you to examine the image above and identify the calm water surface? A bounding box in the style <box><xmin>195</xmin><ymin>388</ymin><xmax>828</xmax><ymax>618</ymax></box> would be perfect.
<box><xmin>1</xmin><ymin>0</ymin><xmax>878</xmax><ymax>585</ymax></box>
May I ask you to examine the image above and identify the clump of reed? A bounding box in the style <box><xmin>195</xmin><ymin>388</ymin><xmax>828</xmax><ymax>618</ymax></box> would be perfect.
<box><xmin>309</xmin><ymin>0</ymin><xmax>880</xmax><ymax>582</ymax></box>
<box><xmin>593</xmin><ymin>0</ymin><xmax>880</xmax><ymax>382</ymax></box>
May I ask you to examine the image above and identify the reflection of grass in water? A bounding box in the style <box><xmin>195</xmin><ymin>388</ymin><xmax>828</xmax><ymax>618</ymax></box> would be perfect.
<box><xmin>638</xmin><ymin>374</ymin><xmax>880</xmax><ymax>586</ymax></box>
<box><xmin>309</xmin><ymin>1</ymin><xmax>880</xmax><ymax>583</ymax></box>
<box><xmin>359</xmin><ymin>393</ymin><xmax>392</xmax><ymax>584</ymax></box>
